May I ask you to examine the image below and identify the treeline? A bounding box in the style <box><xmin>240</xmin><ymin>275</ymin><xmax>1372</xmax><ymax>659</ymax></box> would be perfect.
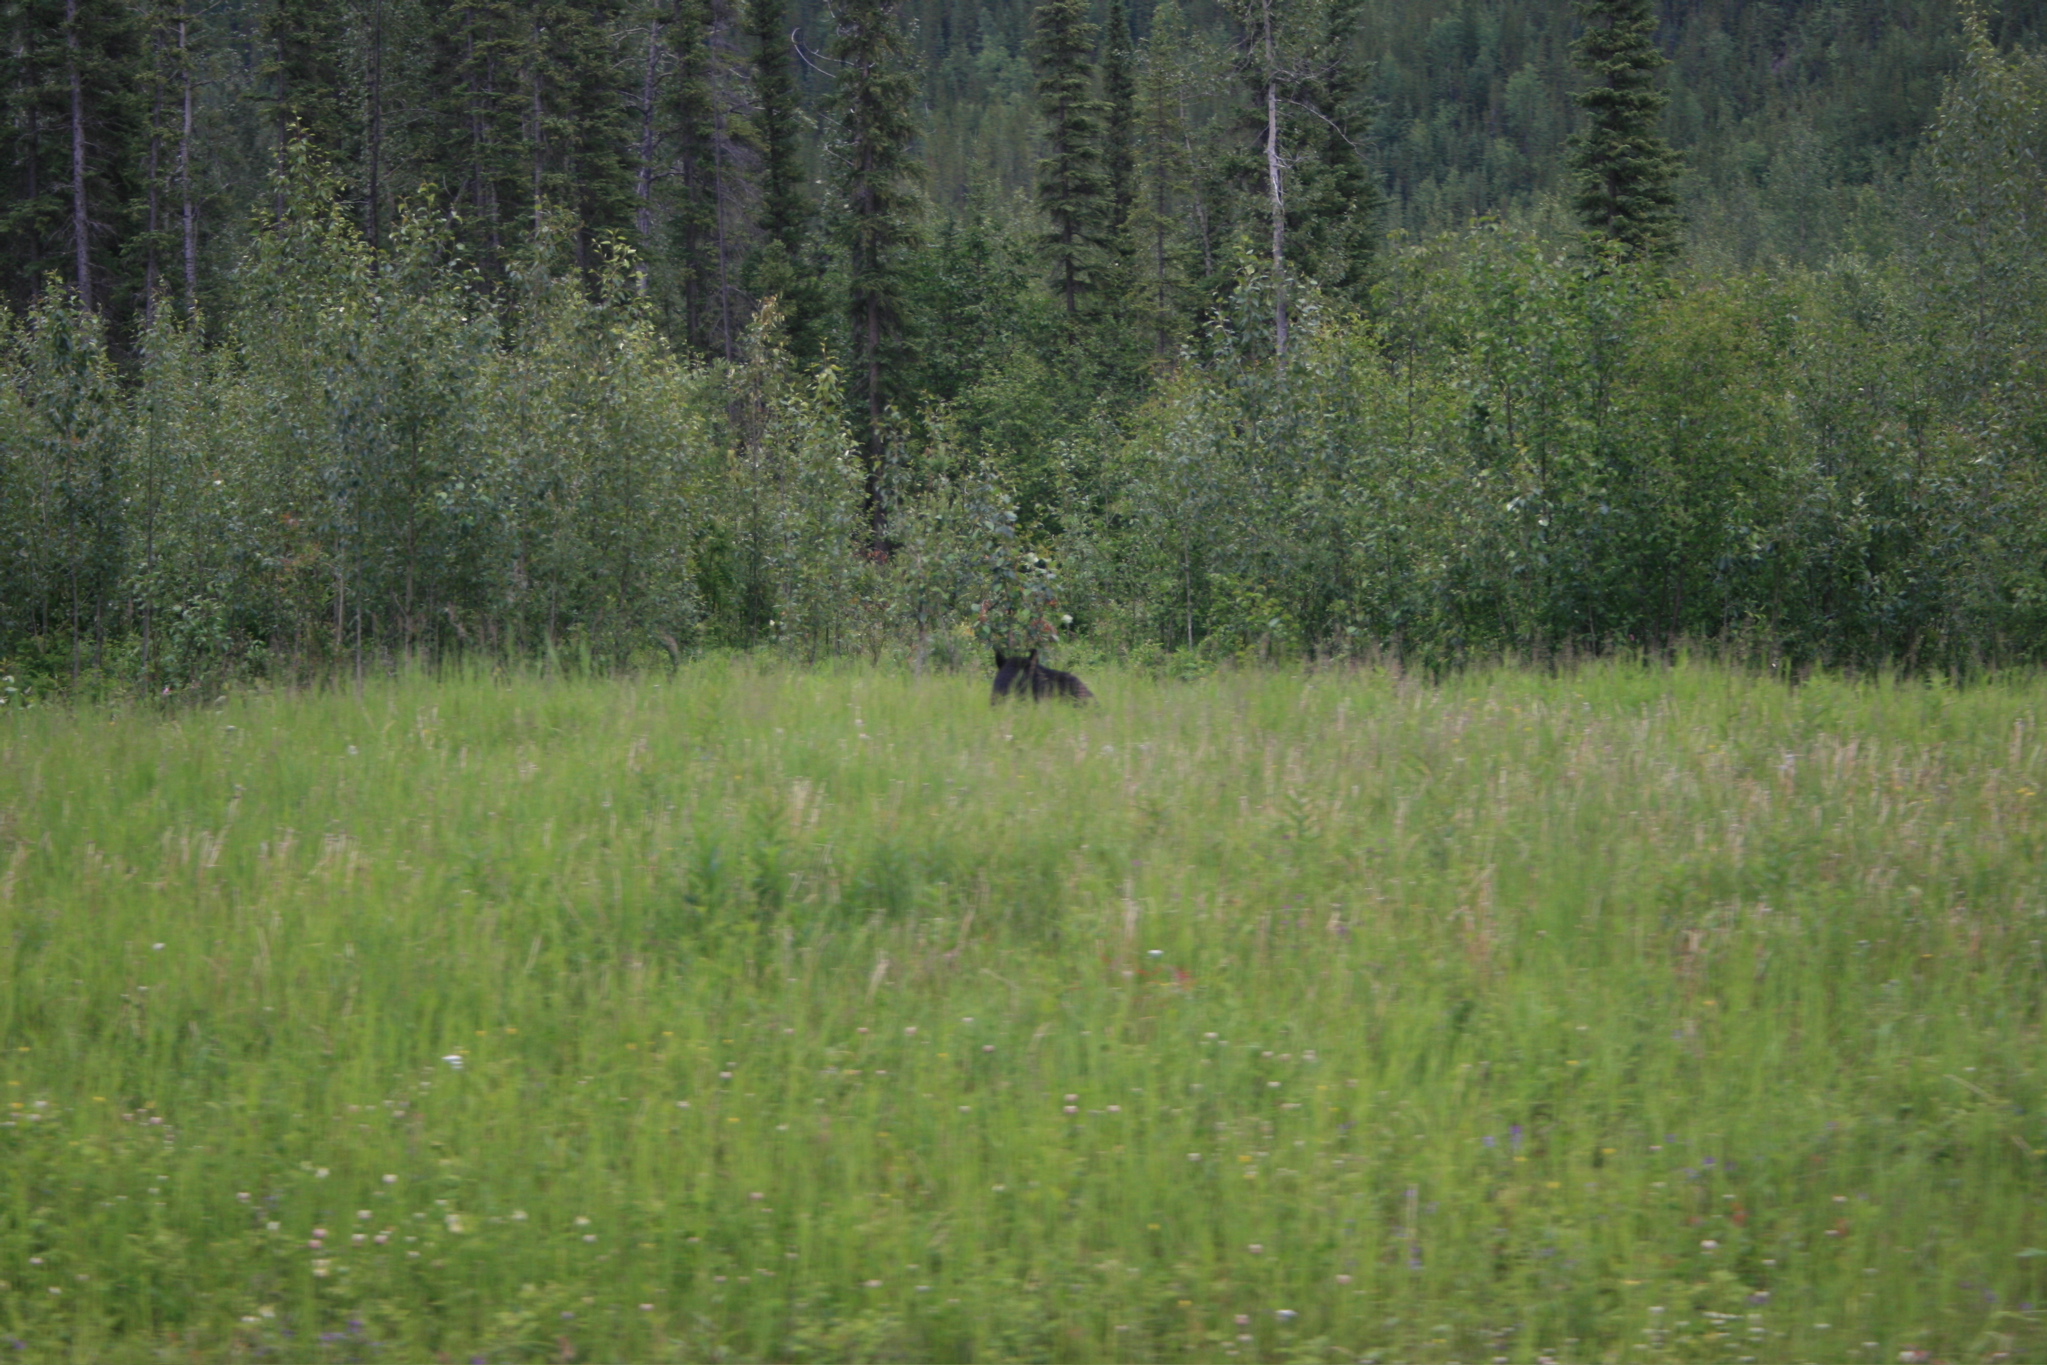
<box><xmin>2</xmin><ymin>22</ymin><xmax>2044</xmax><ymax>697</ymax></box>
<box><xmin>18</xmin><ymin>0</ymin><xmax>2047</xmax><ymax>345</ymax></box>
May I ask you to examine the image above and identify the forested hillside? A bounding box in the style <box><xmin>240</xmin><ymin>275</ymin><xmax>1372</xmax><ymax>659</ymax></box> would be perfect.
<box><xmin>2</xmin><ymin>0</ymin><xmax>2045</xmax><ymax>695</ymax></box>
<box><xmin>7</xmin><ymin>0</ymin><xmax>2043</xmax><ymax>328</ymax></box>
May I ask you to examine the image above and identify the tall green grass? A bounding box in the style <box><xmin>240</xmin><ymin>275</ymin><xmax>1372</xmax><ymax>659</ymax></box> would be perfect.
<box><xmin>1</xmin><ymin>660</ymin><xmax>2043</xmax><ymax>1362</ymax></box>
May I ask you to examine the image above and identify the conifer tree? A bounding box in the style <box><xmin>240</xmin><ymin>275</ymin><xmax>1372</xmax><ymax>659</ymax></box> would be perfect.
<box><xmin>0</xmin><ymin>0</ymin><xmax>142</xmax><ymax>315</ymax></box>
<box><xmin>828</xmin><ymin>0</ymin><xmax>922</xmax><ymax>543</ymax></box>
<box><xmin>666</xmin><ymin>0</ymin><xmax>725</xmax><ymax>351</ymax></box>
<box><xmin>1031</xmin><ymin>0</ymin><xmax>1107</xmax><ymax>316</ymax></box>
<box><xmin>416</xmin><ymin>1</ymin><xmax>529</xmax><ymax>275</ymax></box>
<box><xmin>1568</xmin><ymin>0</ymin><xmax>1681</xmax><ymax>261</ymax></box>
<box><xmin>259</xmin><ymin>0</ymin><xmax>352</xmax><ymax>212</ymax></box>
<box><xmin>1131</xmin><ymin>0</ymin><xmax>1201</xmax><ymax>353</ymax></box>
<box><xmin>742</xmin><ymin>0</ymin><xmax>823</xmax><ymax>361</ymax></box>
<box><xmin>1101</xmin><ymin>0</ymin><xmax>1135</xmax><ymax>248</ymax></box>
<box><xmin>1286</xmin><ymin>0</ymin><xmax>1377</xmax><ymax>309</ymax></box>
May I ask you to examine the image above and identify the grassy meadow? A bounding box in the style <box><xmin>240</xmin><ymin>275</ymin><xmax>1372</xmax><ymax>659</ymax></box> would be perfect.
<box><xmin>1</xmin><ymin>659</ymin><xmax>2044</xmax><ymax>1363</ymax></box>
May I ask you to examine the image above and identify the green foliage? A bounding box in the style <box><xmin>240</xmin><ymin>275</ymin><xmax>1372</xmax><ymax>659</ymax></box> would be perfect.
<box><xmin>4</xmin><ymin>662</ymin><xmax>2047</xmax><ymax>1358</ymax></box>
<box><xmin>829</xmin><ymin>0</ymin><xmax>924</xmax><ymax>534</ymax></box>
<box><xmin>1568</xmin><ymin>0</ymin><xmax>1683</xmax><ymax>261</ymax></box>
<box><xmin>1031</xmin><ymin>0</ymin><xmax>1110</xmax><ymax>315</ymax></box>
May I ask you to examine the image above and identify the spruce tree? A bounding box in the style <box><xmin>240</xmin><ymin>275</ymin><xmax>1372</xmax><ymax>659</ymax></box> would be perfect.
<box><xmin>828</xmin><ymin>0</ymin><xmax>922</xmax><ymax>543</ymax></box>
<box><xmin>415</xmin><ymin>0</ymin><xmax>530</xmax><ymax>276</ymax></box>
<box><xmin>258</xmin><ymin>0</ymin><xmax>352</xmax><ymax>211</ymax></box>
<box><xmin>1101</xmin><ymin>0</ymin><xmax>1135</xmax><ymax>248</ymax></box>
<box><xmin>742</xmin><ymin>0</ymin><xmax>823</xmax><ymax>361</ymax></box>
<box><xmin>1031</xmin><ymin>0</ymin><xmax>1107</xmax><ymax>316</ymax></box>
<box><xmin>0</xmin><ymin>0</ymin><xmax>143</xmax><ymax>315</ymax></box>
<box><xmin>1287</xmin><ymin>0</ymin><xmax>1377</xmax><ymax>309</ymax></box>
<box><xmin>1132</xmin><ymin>0</ymin><xmax>1200</xmax><ymax>354</ymax></box>
<box><xmin>665</xmin><ymin>0</ymin><xmax>724</xmax><ymax>353</ymax></box>
<box><xmin>1568</xmin><ymin>0</ymin><xmax>1681</xmax><ymax>261</ymax></box>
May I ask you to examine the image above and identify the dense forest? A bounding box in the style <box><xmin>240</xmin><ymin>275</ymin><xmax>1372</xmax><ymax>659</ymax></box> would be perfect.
<box><xmin>2</xmin><ymin>0</ymin><xmax>2045</xmax><ymax>694</ymax></box>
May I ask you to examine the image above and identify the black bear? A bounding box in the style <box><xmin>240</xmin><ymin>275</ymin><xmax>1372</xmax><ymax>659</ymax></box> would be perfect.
<box><xmin>991</xmin><ymin>649</ymin><xmax>1093</xmax><ymax>703</ymax></box>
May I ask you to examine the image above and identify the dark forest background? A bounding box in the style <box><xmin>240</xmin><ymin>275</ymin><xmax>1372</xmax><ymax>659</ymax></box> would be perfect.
<box><xmin>3</xmin><ymin>0</ymin><xmax>2047</xmax><ymax>696</ymax></box>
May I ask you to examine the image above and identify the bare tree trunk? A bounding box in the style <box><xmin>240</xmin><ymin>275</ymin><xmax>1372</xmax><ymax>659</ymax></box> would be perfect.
<box><xmin>530</xmin><ymin>19</ymin><xmax>545</xmax><ymax>243</ymax></box>
<box><xmin>367</xmin><ymin>0</ymin><xmax>384</xmax><ymax>264</ymax></box>
<box><xmin>180</xmin><ymin>14</ymin><xmax>196</xmax><ymax>310</ymax></box>
<box><xmin>867</xmin><ymin>293</ymin><xmax>884</xmax><ymax>546</ymax></box>
<box><xmin>145</xmin><ymin>21</ymin><xmax>165</xmax><ymax>324</ymax></box>
<box><xmin>1261</xmin><ymin>0</ymin><xmax>1286</xmax><ymax>357</ymax></box>
<box><xmin>66</xmin><ymin>0</ymin><xmax>92</xmax><ymax>310</ymax></box>
<box><xmin>711</xmin><ymin>93</ymin><xmax>736</xmax><ymax>359</ymax></box>
<box><xmin>635</xmin><ymin>11</ymin><xmax>661</xmax><ymax>292</ymax></box>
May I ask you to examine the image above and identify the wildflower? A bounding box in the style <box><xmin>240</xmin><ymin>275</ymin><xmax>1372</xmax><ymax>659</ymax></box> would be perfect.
<box><xmin>1276</xmin><ymin>1309</ymin><xmax>1297</xmax><ymax>1321</ymax></box>
<box><xmin>1248</xmin><ymin>1244</ymin><xmax>1264</xmax><ymax>1254</ymax></box>
<box><xmin>382</xmin><ymin>1174</ymin><xmax>397</xmax><ymax>1184</ymax></box>
<box><xmin>1335</xmin><ymin>1274</ymin><xmax>1352</xmax><ymax>1285</ymax></box>
<box><xmin>1701</xmin><ymin>1239</ymin><xmax>1718</xmax><ymax>1251</ymax></box>
<box><xmin>1235</xmin><ymin>1315</ymin><xmax>1251</xmax><ymax>1326</ymax></box>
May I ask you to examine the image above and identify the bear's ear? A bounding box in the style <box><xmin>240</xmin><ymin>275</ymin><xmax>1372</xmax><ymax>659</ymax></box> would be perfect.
<box><xmin>1026</xmin><ymin>649</ymin><xmax>1039</xmax><ymax>664</ymax></box>
<box><xmin>993</xmin><ymin>649</ymin><xmax>1007</xmax><ymax>666</ymax></box>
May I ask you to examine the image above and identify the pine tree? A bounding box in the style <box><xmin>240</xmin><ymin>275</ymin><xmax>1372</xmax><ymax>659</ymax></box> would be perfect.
<box><xmin>1286</xmin><ymin>0</ymin><xmax>1377</xmax><ymax>309</ymax></box>
<box><xmin>742</xmin><ymin>0</ymin><xmax>822</xmax><ymax>360</ymax></box>
<box><xmin>259</xmin><ymin>0</ymin><xmax>353</xmax><ymax>213</ymax></box>
<box><xmin>0</xmin><ymin>0</ymin><xmax>142</xmax><ymax>315</ymax></box>
<box><xmin>1031</xmin><ymin>0</ymin><xmax>1107</xmax><ymax>316</ymax></box>
<box><xmin>828</xmin><ymin>0</ymin><xmax>922</xmax><ymax>543</ymax></box>
<box><xmin>1131</xmin><ymin>0</ymin><xmax>1202</xmax><ymax>354</ymax></box>
<box><xmin>1568</xmin><ymin>0</ymin><xmax>1681</xmax><ymax>261</ymax></box>
<box><xmin>666</xmin><ymin>0</ymin><xmax>725</xmax><ymax>352</ymax></box>
<box><xmin>415</xmin><ymin>2</ymin><xmax>527</xmax><ymax>274</ymax></box>
<box><xmin>1101</xmin><ymin>0</ymin><xmax>1135</xmax><ymax>248</ymax></box>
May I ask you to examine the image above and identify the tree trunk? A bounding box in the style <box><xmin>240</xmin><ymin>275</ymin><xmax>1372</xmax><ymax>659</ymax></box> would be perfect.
<box><xmin>146</xmin><ymin>22</ymin><xmax>165</xmax><ymax>323</ymax></box>
<box><xmin>66</xmin><ymin>0</ymin><xmax>92</xmax><ymax>310</ymax></box>
<box><xmin>367</xmin><ymin>0</ymin><xmax>384</xmax><ymax>262</ymax></box>
<box><xmin>1261</xmin><ymin>0</ymin><xmax>1286</xmax><ymax>357</ymax></box>
<box><xmin>867</xmin><ymin>293</ymin><xmax>884</xmax><ymax>546</ymax></box>
<box><xmin>530</xmin><ymin>18</ymin><xmax>545</xmax><ymax>242</ymax></box>
<box><xmin>180</xmin><ymin>14</ymin><xmax>196</xmax><ymax>310</ymax></box>
<box><xmin>712</xmin><ymin>87</ymin><xmax>736</xmax><ymax>358</ymax></box>
<box><xmin>635</xmin><ymin>11</ymin><xmax>660</xmax><ymax>291</ymax></box>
